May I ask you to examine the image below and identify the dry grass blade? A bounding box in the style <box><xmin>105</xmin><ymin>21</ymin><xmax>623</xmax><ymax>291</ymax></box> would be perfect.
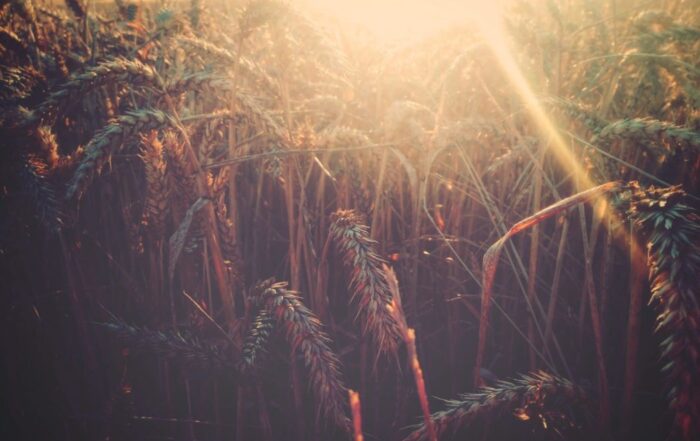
<box><xmin>385</xmin><ymin>266</ymin><xmax>437</xmax><ymax>441</ymax></box>
<box><xmin>476</xmin><ymin>181</ymin><xmax>620</xmax><ymax>386</ymax></box>
<box><xmin>168</xmin><ymin>197</ymin><xmax>210</xmax><ymax>283</ymax></box>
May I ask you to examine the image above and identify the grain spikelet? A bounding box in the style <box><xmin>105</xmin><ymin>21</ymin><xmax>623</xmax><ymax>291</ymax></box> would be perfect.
<box><xmin>102</xmin><ymin>320</ymin><xmax>236</xmax><ymax>370</ymax></box>
<box><xmin>163</xmin><ymin>131</ymin><xmax>197</xmax><ymax>206</ymax></box>
<box><xmin>215</xmin><ymin>195</ymin><xmax>243</xmax><ymax>285</ymax></box>
<box><xmin>166</xmin><ymin>74</ymin><xmax>286</xmax><ymax>148</ymax></box>
<box><xmin>594</xmin><ymin>118</ymin><xmax>700</xmax><ymax>149</ymax></box>
<box><xmin>176</xmin><ymin>36</ymin><xmax>277</xmax><ymax>92</ymax></box>
<box><xmin>25</xmin><ymin>58</ymin><xmax>159</xmax><ymax>127</ymax></box>
<box><xmin>66</xmin><ymin>108</ymin><xmax>176</xmax><ymax>201</ymax></box>
<box><xmin>19</xmin><ymin>154</ymin><xmax>62</xmax><ymax>231</ymax></box>
<box><xmin>34</xmin><ymin>126</ymin><xmax>59</xmax><ymax>168</ymax></box>
<box><xmin>240</xmin><ymin>307</ymin><xmax>275</xmax><ymax>373</ymax></box>
<box><xmin>0</xmin><ymin>66</ymin><xmax>41</xmax><ymax>104</ymax></box>
<box><xmin>252</xmin><ymin>279</ymin><xmax>350</xmax><ymax>431</ymax></box>
<box><xmin>329</xmin><ymin>209</ymin><xmax>401</xmax><ymax>355</ymax></box>
<box><xmin>620</xmin><ymin>184</ymin><xmax>700</xmax><ymax>440</ymax></box>
<box><xmin>139</xmin><ymin>131</ymin><xmax>169</xmax><ymax>234</ymax></box>
<box><xmin>403</xmin><ymin>371</ymin><xmax>589</xmax><ymax>441</ymax></box>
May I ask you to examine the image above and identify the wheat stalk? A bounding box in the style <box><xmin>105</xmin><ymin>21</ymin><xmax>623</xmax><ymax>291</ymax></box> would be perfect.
<box><xmin>348</xmin><ymin>390</ymin><xmax>364</xmax><ymax>441</ymax></box>
<box><xmin>384</xmin><ymin>266</ymin><xmax>437</xmax><ymax>441</ymax></box>
<box><xmin>188</xmin><ymin>0</ymin><xmax>200</xmax><ymax>28</ymax></box>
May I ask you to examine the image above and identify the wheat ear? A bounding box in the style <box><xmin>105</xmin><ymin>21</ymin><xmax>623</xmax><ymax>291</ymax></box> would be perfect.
<box><xmin>24</xmin><ymin>58</ymin><xmax>159</xmax><ymax>127</ymax></box>
<box><xmin>102</xmin><ymin>320</ymin><xmax>237</xmax><ymax>371</ymax></box>
<box><xmin>403</xmin><ymin>371</ymin><xmax>588</xmax><ymax>441</ymax></box>
<box><xmin>620</xmin><ymin>183</ymin><xmax>700</xmax><ymax>440</ymax></box>
<box><xmin>252</xmin><ymin>279</ymin><xmax>350</xmax><ymax>431</ymax></box>
<box><xmin>19</xmin><ymin>154</ymin><xmax>63</xmax><ymax>231</ymax></box>
<box><xmin>139</xmin><ymin>132</ymin><xmax>169</xmax><ymax>234</ymax></box>
<box><xmin>330</xmin><ymin>209</ymin><xmax>403</xmax><ymax>356</ymax></box>
<box><xmin>240</xmin><ymin>307</ymin><xmax>275</xmax><ymax>373</ymax></box>
<box><xmin>594</xmin><ymin>118</ymin><xmax>700</xmax><ymax>149</ymax></box>
<box><xmin>66</xmin><ymin>109</ymin><xmax>176</xmax><ymax>201</ymax></box>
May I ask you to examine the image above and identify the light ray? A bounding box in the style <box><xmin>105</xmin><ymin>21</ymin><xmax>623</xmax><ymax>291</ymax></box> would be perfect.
<box><xmin>472</xmin><ymin>2</ymin><xmax>597</xmax><ymax>193</ymax></box>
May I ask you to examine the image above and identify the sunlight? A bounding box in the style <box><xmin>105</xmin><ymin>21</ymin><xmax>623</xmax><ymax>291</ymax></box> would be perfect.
<box><xmin>470</xmin><ymin>0</ymin><xmax>644</xmax><ymax>248</ymax></box>
<box><xmin>470</xmin><ymin>1</ymin><xmax>598</xmax><ymax>192</ymax></box>
<box><xmin>306</xmin><ymin>0</ymin><xmax>598</xmax><ymax>190</ymax></box>
<box><xmin>303</xmin><ymin>0</ymin><xmax>499</xmax><ymax>45</ymax></box>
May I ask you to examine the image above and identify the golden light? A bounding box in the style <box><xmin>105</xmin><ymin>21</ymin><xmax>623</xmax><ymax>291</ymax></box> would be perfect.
<box><xmin>303</xmin><ymin>0</ymin><xmax>500</xmax><ymax>45</ymax></box>
<box><xmin>305</xmin><ymin>0</ymin><xmax>598</xmax><ymax>194</ymax></box>
<box><xmin>469</xmin><ymin>1</ymin><xmax>600</xmax><ymax>193</ymax></box>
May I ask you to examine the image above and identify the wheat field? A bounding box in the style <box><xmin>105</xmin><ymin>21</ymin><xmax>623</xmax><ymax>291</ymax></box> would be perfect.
<box><xmin>0</xmin><ymin>0</ymin><xmax>699</xmax><ymax>440</ymax></box>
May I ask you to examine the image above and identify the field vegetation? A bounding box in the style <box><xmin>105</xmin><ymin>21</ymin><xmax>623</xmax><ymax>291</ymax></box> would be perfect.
<box><xmin>1</xmin><ymin>0</ymin><xmax>699</xmax><ymax>440</ymax></box>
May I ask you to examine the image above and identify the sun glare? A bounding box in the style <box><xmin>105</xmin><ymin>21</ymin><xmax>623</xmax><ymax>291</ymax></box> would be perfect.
<box><xmin>303</xmin><ymin>0</ymin><xmax>503</xmax><ymax>45</ymax></box>
<box><xmin>306</xmin><ymin>0</ymin><xmax>602</xmax><ymax>194</ymax></box>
